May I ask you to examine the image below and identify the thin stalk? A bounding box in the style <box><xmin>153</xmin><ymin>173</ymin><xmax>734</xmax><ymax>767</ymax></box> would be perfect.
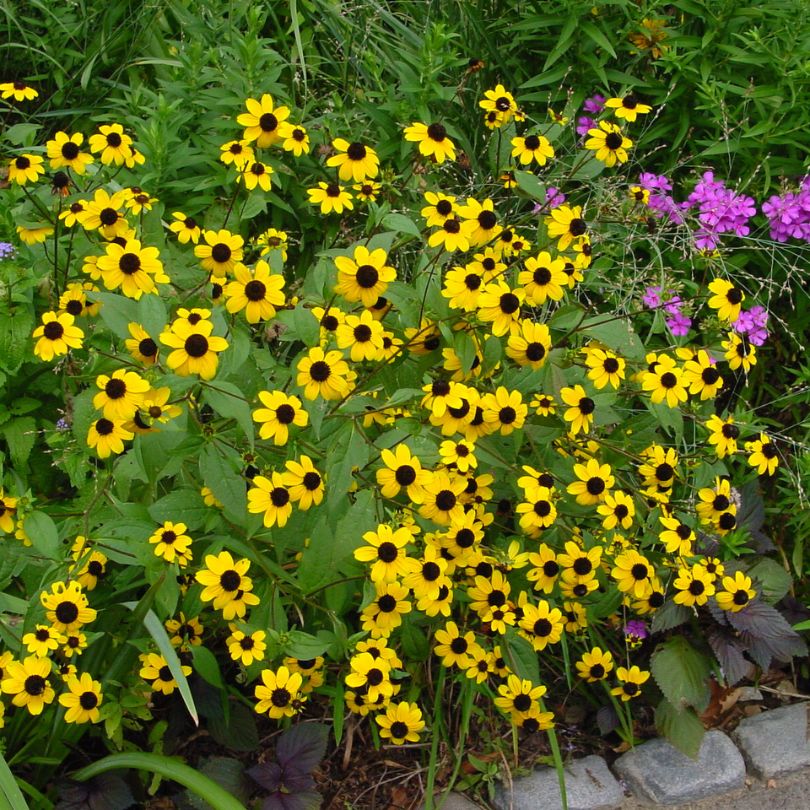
<box><xmin>424</xmin><ymin>664</ymin><xmax>447</xmax><ymax>810</ymax></box>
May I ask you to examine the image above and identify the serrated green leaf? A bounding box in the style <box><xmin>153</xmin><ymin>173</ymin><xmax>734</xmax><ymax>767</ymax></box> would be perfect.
<box><xmin>24</xmin><ymin>510</ymin><xmax>60</xmax><ymax>560</ymax></box>
<box><xmin>655</xmin><ymin>699</ymin><xmax>705</xmax><ymax>759</ymax></box>
<box><xmin>651</xmin><ymin>636</ymin><xmax>711</xmax><ymax>713</ymax></box>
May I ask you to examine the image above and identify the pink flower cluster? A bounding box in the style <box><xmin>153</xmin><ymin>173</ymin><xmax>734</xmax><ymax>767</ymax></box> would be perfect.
<box><xmin>642</xmin><ymin>285</ymin><xmax>692</xmax><ymax>337</ymax></box>
<box><xmin>638</xmin><ymin>173</ymin><xmax>683</xmax><ymax>223</ymax></box>
<box><xmin>761</xmin><ymin>176</ymin><xmax>810</xmax><ymax>243</ymax></box>
<box><xmin>683</xmin><ymin>172</ymin><xmax>756</xmax><ymax>250</ymax></box>
<box><xmin>733</xmin><ymin>305</ymin><xmax>769</xmax><ymax>346</ymax></box>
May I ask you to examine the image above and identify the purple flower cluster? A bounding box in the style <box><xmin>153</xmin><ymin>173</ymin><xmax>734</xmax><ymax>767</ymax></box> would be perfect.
<box><xmin>683</xmin><ymin>171</ymin><xmax>756</xmax><ymax>250</ymax></box>
<box><xmin>0</xmin><ymin>242</ymin><xmax>15</xmax><ymax>260</ymax></box>
<box><xmin>761</xmin><ymin>176</ymin><xmax>810</xmax><ymax>242</ymax></box>
<box><xmin>733</xmin><ymin>305</ymin><xmax>769</xmax><ymax>346</ymax></box>
<box><xmin>638</xmin><ymin>173</ymin><xmax>683</xmax><ymax>223</ymax></box>
<box><xmin>642</xmin><ymin>285</ymin><xmax>692</xmax><ymax>337</ymax></box>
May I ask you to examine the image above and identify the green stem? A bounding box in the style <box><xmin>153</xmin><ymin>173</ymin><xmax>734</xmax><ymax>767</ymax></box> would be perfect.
<box><xmin>436</xmin><ymin>676</ymin><xmax>475</xmax><ymax>808</ymax></box>
<box><xmin>544</xmin><ymin>709</ymin><xmax>569</xmax><ymax>810</ymax></box>
<box><xmin>424</xmin><ymin>664</ymin><xmax>447</xmax><ymax>810</ymax></box>
<box><xmin>73</xmin><ymin>753</ymin><xmax>246</xmax><ymax>810</ymax></box>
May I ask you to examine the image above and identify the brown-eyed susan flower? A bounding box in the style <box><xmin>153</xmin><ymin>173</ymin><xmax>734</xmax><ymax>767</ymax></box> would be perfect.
<box><xmin>277</xmin><ymin>121</ymin><xmax>310</xmax><ymax>155</ymax></box>
<box><xmin>511</xmin><ymin>133</ymin><xmax>554</xmax><ymax>165</ymax></box>
<box><xmin>93</xmin><ymin>369</ymin><xmax>149</xmax><ymax>420</ymax></box>
<box><xmin>526</xmin><ymin>544</ymin><xmax>560</xmax><ymax>593</ymax></box>
<box><xmin>46</xmin><ymin>131</ymin><xmax>93</xmax><ymax>174</ymax></box>
<box><xmin>612</xmin><ymin>549</ymin><xmax>655</xmax><ymax>598</ymax></box>
<box><xmin>658</xmin><ymin>514</ymin><xmax>695</xmax><ymax>555</ymax></box>
<box><xmin>227</xmin><ymin>629</ymin><xmax>267</xmax><ymax>666</ymax></box>
<box><xmin>97</xmin><ymin>239</ymin><xmax>164</xmax><ymax>299</ymax></box>
<box><xmin>361</xmin><ymin>581</ymin><xmax>413</xmax><ymax>636</ymax></box>
<box><xmin>296</xmin><ymin>347</ymin><xmax>352</xmax><ymax>400</ymax></box>
<box><xmin>196</xmin><ymin>551</ymin><xmax>255</xmax><ymax>611</ymax></box>
<box><xmin>716</xmin><ymin>571</ymin><xmax>756</xmax><ymax>612</ymax></box>
<box><xmin>479</xmin><ymin>84</ymin><xmax>518</xmax><ymax>125</ymax></box>
<box><xmin>124</xmin><ymin>188</ymin><xmax>158</xmax><ymax>214</ymax></box>
<box><xmin>8</xmin><ymin>153</ymin><xmax>45</xmax><ymax>185</ymax></box>
<box><xmin>629</xmin><ymin>18</ymin><xmax>669</xmax><ymax>58</ymax></box>
<box><xmin>707</xmin><ymin>278</ymin><xmax>744</xmax><ymax>322</ymax></box>
<box><xmin>225</xmin><ymin>260</ymin><xmax>285</xmax><ymax>322</ymax></box>
<box><xmin>248</xmin><ymin>472</ymin><xmax>293</xmax><ymax>528</ymax></box>
<box><xmin>165</xmin><ymin>614</ymin><xmax>203</xmax><ymax>648</ymax></box>
<box><xmin>353</xmin><ymin>180</ymin><xmax>381</xmax><ymax>202</ymax></box>
<box><xmin>576</xmin><ymin>647</ymin><xmax>614</xmax><ymax>682</ymax></box>
<box><xmin>458</xmin><ymin>197</ymin><xmax>502</xmax><ymax>247</ymax></box>
<box><xmin>518</xmin><ymin>251</ymin><xmax>567</xmax><ymax>305</ymax></box>
<box><xmin>421</xmin><ymin>191</ymin><xmax>457</xmax><ymax>226</ymax></box>
<box><xmin>377</xmin><ymin>701</ymin><xmax>425</xmax><ymax>744</ymax></box>
<box><xmin>641</xmin><ymin>353</ymin><xmax>687</xmax><ymax>407</ymax></box>
<box><xmin>17</xmin><ymin>224</ymin><xmax>54</xmax><ymax>244</ymax></box>
<box><xmin>140</xmin><ymin>652</ymin><xmax>191</xmax><ymax>696</ymax></box>
<box><xmin>194</xmin><ymin>229</ymin><xmax>244</xmax><ymax>277</ymax></box>
<box><xmin>697</xmin><ymin>476</ymin><xmax>736</xmax><ymax>525</ymax></box>
<box><xmin>327</xmin><ymin>138</ymin><xmax>380</xmax><ymax>181</ymax></box>
<box><xmin>419</xmin><ymin>470</ymin><xmax>467</xmax><ymax>526</ymax></box>
<box><xmin>256</xmin><ymin>227</ymin><xmax>288</xmax><ymax>260</ymax></box>
<box><xmin>345</xmin><ymin>653</ymin><xmax>393</xmax><ymax>703</ymax></box>
<box><xmin>705</xmin><ymin>414</ymin><xmax>739</xmax><ymax>458</ymax></box>
<box><xmin>0</xmin><ymin>80</ymin><xmax>38</xmax><ymax>100</ymax></box>
<box><xmin>557</xmin><ymin>540</ymin><xmax>602</xmax><ymax>586</ymax></box>
<box><xmin>567</xmin><ymin>459</ymin><xmax>614</xmax><ymax>505</ymax></box>
<box><xmin>476</xmin><ymin>280</ymin><xmax>523</xmax><ymax>336</ymax></box>
<box><xmin>61</xmin><ymin>632</ymin><xmax>88</xmax><ymax>659</ymax></box>
<box><xmin>494</xmin><ymin>674</ymin><xmax>545</xmax><ymax>719</ymax></box>
<box><xmin>88</xmin><ymin>123</ymin><xmax>134</xmax><ymax>164</ymax></box>
<box><xmin>59</xmin><ymin>200</ymin><xmax>87</xmax><ymax>228</ymax></box>
<box><xmin>336</xmin><ymin>311</ymin><xmax>386</xmax><ymax>361</ymax></box>
<box><xmin>519</xmin><ymin>601</ymin><xmax>565</xmax><ymax>651</ymax></box>
<box><xmin>0</xmin><ymin>491</ymin><xmax>18</xmax><ymax>534</ymax></box>
<box><xmin>237</xmin><ymin>94</ymin><xmax>290</xmax><ymax>147</ymax></box>
<box><xmin>239</xmin><ymin>160</ymin><xmax>273</xmax><ymax>191</ymax></box>
<box><xmin>77</xmin><ymin>188</ymin><xmax>129</xmax><ymax>238</ymax></box>
<box><xmin>41</xmin><ymin>581</ymin><xmax>96</xmax><ymax>632</ymax></box>
<box><xmin>597</xmin><ymin>491</ymin><xmax>635</xmax><ymax>530</ymax></box>
<box><xmin>169</xmin><ymin>212</ymin><xmax>202</xmax><ymax>244</ymax></box>
<box><xmin>59</xmin><ymin>673</ymin><xmax>103</xmax><ymax>724</ymax></box>
<box><xmin>584</xmin><ymin>346</ymin><xmax>626</xmax><ymax>390</ymax></box>
<box><xmin>585</xmin><ymin>121</ymin><xmax>632</xmax><ymax>167</ymax></box>
<box><xmin>376</xmin><ymin>445</ymin><xmax>429</xmax><ymax>501</ymax></box>
<box><xmin>160</xmin><ymin>319</ymin><xmax>229</xmax><ymax>380</ymax></box>
<box><xmin>58</xmin><ymin>283</ymin><xmax>99</xmax><ymax>319</ymax></box>
<box><xmin>148</xmin><ymin>521</ymin><xmax>193</xmax><ymax>564</ymax></box>
<box><xmin>253</xmin><ymin>390</ymin><xmax>308</xmax><ymax>445</ymax></box>
<box><xmin>722</xmin><ymin>332</ymin><xmax>757</xmax><ymax>372</ymax></box>
<box><xmin>629</xmin><ymin>185</ymin><xmax>650</xmax><ymax>204</ymax></box>
<box><xmin>434</xmin><ymin>621</ymin><xmax>480</xmax><ymax>669</ymax></box>
<box><xmin>22</xmin><ymin>625</ymin><xmax>64</xmax><ymax>657</ymax></box>
<box><xmin>355</xmin><ymin>524</ymin><xmax>417</xmax><ymax>583</ymax></box>
<box><xmin>32</xmin><ymin>311</ymin><xmax>84</xmax><ymax>361</ymax></box>
<box><xmin>682</xmin><ymin>350</ymin><xmax>724</xmax><ymax>399</ymax></box>
<box><xmin>307</xmin><ymin>181</ymin><xmax>353</xmax><ymax>214</ymax></box>
<box><xmin>219</xmin><ymin>139</ymin><xmax>255</xmax><ymax>168</ymax></box>
<box><xmin>404</xmin><ymin>122</ymin><xmax>456</xmax><ymax>163</ymax></box>
<box><xmin>439</xmin><ymin>439</ymin><xmax>477</xmax><ymax>473</ymax></box>
<box><xmin>428</xmin><ymin>217</ymin><xmax>470</xmax><ymax>252</ymax></box>
<box><xmin>334</xmin><ymin>245</ymin><xmax>397</xmax><ymax>307</ymax></box>
<box><xmin>442</xmin><ymin>263</ymin><xmax>491</xmax><ymax>310</ymax></box>
<box><xmin>611</xmin><ymin>666</ymin><xmax>649</xmax><ymax>701</ymax></box>
<box><xmin>560</xmin><ymin>384</ymin><xmax>596</xmax><ymax>435</ymax></box>
<box><xmin>506</xmin><ymin>321</ymin><xmax>552</xmax><ymax>369</ymax></box>
<box><xmin>282</xmin><ymin>455</ymin><xmax>325</xmax><ymax>509</ymax></box>
<box><xmin>125</xmin><ymin>322</ymin><xmax>159</xmax><ymax>366</ymax></box>
<box><xmin>403</xmin><ymin>544</ymin><xmax>450</xmax><ymax>600</ymax></box>
<box><xmin>1</xmin><ymin>656</ymin><xmax>55</xmax><ymax>715</ymax></box>
<box><xmin>86</xmin><ymin>417</ymin><xmax>133</xmax><ymax>458</ymax></box>
<box><xmin>673</xmin><ymin>564</ymin><xmax>716</xmax><ymax>607</ymax></box>
<box><xmin>546</xmin><ymin>204</ymin><xmax>588</xmax><ymax>251</ymax></box>
<box><xmin>746</xmin><ymin>433</ymin><xmax>779</xmax><ymax>475</ymax></box>
<box><xmin>481</xmin><ymin>387</ymin><xmax>527</xmax><ymax>435</ymax></box>
<box><xmin>638</xmin><ymin>444</ymin><xmax>678</xmax><ymax>491</ymax></box>
<box><xmin>605</xmin><ymin>93</ymin><xmax>652</xmax><ymax>121</ymax></box>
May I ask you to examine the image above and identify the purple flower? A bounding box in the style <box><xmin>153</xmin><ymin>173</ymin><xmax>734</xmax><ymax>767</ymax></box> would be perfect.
<box><xmin>642</xmin><ymin>286</ymin><xmax>662</xmax><ymax>308</ymax></box>
<box><xmin>639</xmin><ymin>173</ymin><xmax>672</xmax><ymax>193</ymax></box>
<box><xmin>733</xmin><ymin>305</ymin><xmax>769</xmax><ymax>346</ymax></box>
<box><xmin>762</xmin><ymin>176</ymin><xmax>810</xmax><ymax>243</ymax></box>
<box><xmin>666</xmin><ymin>311</ymin><xmax>692</xmax><ymax>337</ymax></box>
<box><xmin>624</xmin><ymin>620</ymin><xmax>648</xmax><ymax>641</ymax></box>
<box><xmin>583</xmin><ymin>93</ymin><xmax>606</xmax><ymax>114</ymax></box>
<box><xmin>55</xmin><ymin>418</ymin><xmax>70</xmax><ymax>431</ymax></box>
<box><xmin>684</xmin><ymin>171</ymin><xmax>756</xmax><ymax>248</ymax></box>
<box><xmin>545</xmin><ymin>186</ymin><xmax>566</xmax><ymax>208</ymax></box>
<box><xmin>663</xmin><ymin>295</ymin><xmax>683</xmax><ymax>316</ymax></box>
<box><xmin>576</xmin><ymin>116</ymin><xmax>596</xmax><ymax>137</ymax></box>
<box><xmin>0</xmin><ymin>242</ymin><xmax>15</xmax><ymax>260</ymax></box>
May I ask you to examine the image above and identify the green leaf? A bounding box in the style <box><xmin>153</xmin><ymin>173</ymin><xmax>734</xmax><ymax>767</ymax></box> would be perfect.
<box><xmin>199</xmin><ymin>444</ymin><xmax>247</xmax><ymax>524</ymax></box>
<box><xmin>148</xmin><ymin>489</ymin><xmax>209</xmax><ymax>532</ymax></box>
<box><xmin>502</xmin><ymin>628</ymin><xmax>540</xmax><ymax>685</ymax></box>
<box><xmin>0</xmin><ymin>750</ymin><xmax>28</xmax><ymax>809</ymax></box>
<box><xmin>24</xmin><ymin>510</ymin><xmax>60</xmax><ymax>560</ymax></box>
<box><xmin>746</xmin><ymin>558</ymin><xmax>791</xmax><ymax>604</ymax></box>
<box><xmin>655</xmin><ymin>699</ymin><xmax>705</xmax><ymax>759</ymax></box>
<box><xmin>580</xmin><ymin>315</ymin><xmax>645</xmax><ymax>360</ymax></box>
<box><xmin>514</xmin><ymin>169</ymin><xmax>546</xmax><ymax>202</ymax></box>
<box><xmin>2</xmin><ymin>416</ymin><xmax>36</xmax><ymax>468</ymax></box>
<box><xmin>191</xmin><ymin>645</ymin><xmax>224</xmax><ymax>689</ymax></box>
<box><xmin>202</xmin><ymin>382</ymin><xmax>254</xmax><ymax>448</ymax></box>
<box><xmin>73</xmin><ymin>753</ymin><xmax>245</xmax><ymax>810</ymax></box>
<box><xmin>208</xmin><ymin>703</ymin><xmax>259</xmax><ymax>753</ymax></box>
<box><xmin>0</xmin><ymin>308</ymin><xmax>34</xmax><ymax>374</ymax></box>
<box><xmin>284</xmin><ymin>630</ymin><xmax>332</xmax><ymax>659</ymax></box>
<box><xmin>651</xmin><ymin>636</ymin><xmax>712</xmax><ymax>714</ymax></box>
<box><xmin>381</xmin><ymin>212</ymin><xmax>422</xmax><ymax>239</ymax></box>
<box><xmin>581</xmin><ymin>22</ymin><xmax>617</xmax><ymax>57</ymax></box>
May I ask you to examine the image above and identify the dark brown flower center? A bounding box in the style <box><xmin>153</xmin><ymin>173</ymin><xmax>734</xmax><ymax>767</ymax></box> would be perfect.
<box><xmin>43</xmin><ymin>321</ymin><xmax>65</xmax><ymax>340</ymax></box>
<box><xmin>427</xmin><ymin>123</ymin><xmax>447</xmax><ymax>142</ymax></box>
<box><xmin>270</xmin><ymin>487</ymin><xmax>290</xmax><ymax>507</ymax></box>
<box><xmin>309</xmin><ymin>360</ymin><xmax>331</xmax><ymax>382</ymax></box>
<box><xmin>605</xmin><ymin>132</ymin><xmax>623</xmax><ymax>150</ymax></box>
<box><xmin>356</xmin><ymin>264</ymin><xmax>379</xmax><ymax>288</ymax></box>
<box><xmin>276</xmin><ymin>404</ymin><xmax>295</xmax><ymax>424</ymax></box>
<box><xmin>79</xmin><ymin>691</ymin><xmax>99</xmax><ymax>709</ymax></box>
<box><xmin>211</xmin><ymin>243</ymin><xmax>232</xmax><ymax>263</ymax></box>
<box><xmin>184</xmin><ymin>334</ymin><xmax>209</xmax><ymax>358</ymax></box>
<box><xmin>119</xmin><ymin>253</ymin><xmax>141</xmax><ymax>274</ymax></box>
<box><xmin>259</xmin><ymin>113</ymin><xmax>278</xmax><ymax>132</ymax></box>
<box><xmin>347</xmin><ymin>142</ymin><xmax>367</xmax><ymax>160</ymax></box>
<box><xmin>105</xmin><ymin>378</ymin><xmax>126</xmax><ymax>399</ymax></box>
<box><xmin>24</xmin><ymin>675</ymin><xmax>46</xmax><ymax>696</ymax></box>
<box><xmin>55</xmin><ymin>601</ymin><xmax>80</xmax><ymax>624</ymax></box>
<box><xmin>220</xmin><ymin>570</ymin><xmax>241</xmax><ymax>591</ymax></box>
<box><xmin>244</xmin><ymin>280</ymin><xmax>267</xmax><ymax>301</ymax></box>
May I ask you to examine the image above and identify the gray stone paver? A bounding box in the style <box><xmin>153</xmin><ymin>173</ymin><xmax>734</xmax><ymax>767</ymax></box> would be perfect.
<box><xmin>612</xmin><ymin>730</ymin><xmax>745</xmax><ymax>805</ymax></box>
<box><xmin>494</xmin><ymin>754</ymin><xmax>624</xmax><ymax>810</ymax></box>
<box><xmin>731</xmin><ymin>702</ymin><xmax>810</xmax><ymax>779</ymax></box>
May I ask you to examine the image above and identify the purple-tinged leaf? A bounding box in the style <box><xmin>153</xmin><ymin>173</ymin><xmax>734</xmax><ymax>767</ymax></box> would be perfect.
<box><xmin>275</xmin><ymin>723</ymin><xmax>328</xmax><ymax>773</ymax></box>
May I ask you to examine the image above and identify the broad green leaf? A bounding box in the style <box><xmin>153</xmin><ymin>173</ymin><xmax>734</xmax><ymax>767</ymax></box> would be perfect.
<box><xmin>381</xmin><ymin>212</ymin><xmax>422</xmax><ymax>239</ymax></box>
<box><xmin>502</xmin><ymin>628</ymin><xmax>540</xmax><ymax>685</ymax></box>
<box><xmin>24</xmin><ymin>511</ymin><xmax>60</xmax><ymax>560</ymax></box>
<box><xmin>191</xmin><ymin>645</ymin><xmax>224</xmax><ymax>689</ymax></box>
<box><xmin>202</xmin><ymin>382</ymin><xmax>254</xmax><ymax>448</ymax></box>
<box><xmin>2</xmin><ymin>416</ymin><xmax>36</xmax><ymax>468</ymax></box>
<box><xmin>655</xmin><ymin>699</ymin><xmax>705</xmax><ymax>759</ymax></box>
<box><xmin>514</xmin><ymin>169</ymin><xmax>546</xmax><ymax>201</ymax></box>
<box><xmin>199</xmin><ymin>444</ymin><xmax>247</xmax><ymax>525</ymax></box>
<box><xmin>284</xmin><ymin>630</ymin><xmax>332</xmax><ymax>659</ymax></box>
<box><xmin>148</xmin><ymin>489</ymin><xmax>209</xmax><ymax>532</ymax></box>
<box><xmin>651</xmin><ymin>636</ymin><xmax>711</xmax><ymax>713</ymax></box>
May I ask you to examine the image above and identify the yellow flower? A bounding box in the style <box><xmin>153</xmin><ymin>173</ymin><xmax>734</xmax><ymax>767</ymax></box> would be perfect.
<box><xmin>248</xmin><ymin>472</ymin><xmax>293</xmax><ymax>528</ymax></box>
<box><xmin>32</xmin><ymin>311</ymin><xmax>84</xmax><ymax>361</ymax></box>
<box><xmin>403</xmin><ymin>122</ymin><xmax>456</xmax><ymax>164</ymax></box>
<box><xmin>46</xmin><ymin>132</ymin><xmax>93</xmax><ymax>174</ymax></box>
<box><xmin>707</xmin><ymin>278</ymin><xmax>744</xmax><ymax>322</ymax></box>
<box><xmin>139</xmin><ymin>652</ymin><xmax>191</xmax><ymax>695</ymax></box>
<box><xmin>604</xmin><ymin>94</ymin><xmax>652</xmax><ymax>122</ymax></box>
<box><xmin>0</xmin><ymin>81</ymin><xmax>38</xmax><ymax>101</ymax></box>
<box><xmin>746</xmin><ymin>433</ymin><xmax>779</xmax><ymax>475</ymax></box>
<box><xmin>585</xmin><ymin>121</ymin><xmax>632</xmax><ymax>167</ymax></box>
<box><xmin>148</xmin><ymin>521</ymin><xmax>193</xmax><ymax>564</ymax></box>
<box><xmin>377</xmin><ymin>701</ymin><xmax>425</xmax><ymax>744</ymax></box>
<box><xmin>307</xmin><ymin>181</ymin><xmax>354</xmax><ymax>214</ymax></box>
<box><xmin>611</xmin><ymin>666</ymin><xmax>650</xmax><ymax>701</ymax></box>
<box><xmin>716</xmin><ymin>571</ymin><xmax>756</xmax><ymax>612</ymax></box>
<box><xmin>59</xmin><ymin>673</ymin><xmax>103</xmax><ymax>723</ymax></box>
<box><xmin>237</xmin><ymin>94</ymin><xmax>290</xmax><ymax>147</ymax></box>
<box><xmin>238</xmin><ymin>160</ymin><xmax>273</xmax><ymax>191</ymax></box>
<box><xmin>1</xmin><ymin>656</ymin><xmax>55</xmax><ymax>715</ymax></box>
<box><xmin>88</xmin><ymin>123</ymin><xmax>134</xmax><ymax>165</ymax></box>
<box><xmin>326</xmin><ymin>138</ymin><xmax>380</xmax><ymax>182</ymax></box>
<box><xmin>278</xmin><ymin>121</ymin><xmax>310</xmax><ymax>156</ymax></box>
<box><xmin>8</xmin><ymin>153</ymin><xmax>45</xmax><ymax>185</ymax></box>
<box><xmin>560</xmin><ymin>385</ymin><xmax>596</xmax><ymax>435</ymax></box>
<box><xmin>225</xmin><ymin>260</ymin><xmax>285</xmax><ymax>322</ymax></box>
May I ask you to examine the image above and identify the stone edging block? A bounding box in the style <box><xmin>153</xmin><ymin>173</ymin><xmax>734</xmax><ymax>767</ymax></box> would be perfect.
<box><xmin>731</xmin><ymin>702</ymin><xmax>810</xmax><ymax>779</ymax></box>
<box><xmin>493</xmin><ymin>754</ymin><xmax>624</xmax><ymax>810</ymax></box>
<box><xmin>612</xmin><ymin>730</ymin><xmax>745</xmax><ymax>805</ymax></box>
